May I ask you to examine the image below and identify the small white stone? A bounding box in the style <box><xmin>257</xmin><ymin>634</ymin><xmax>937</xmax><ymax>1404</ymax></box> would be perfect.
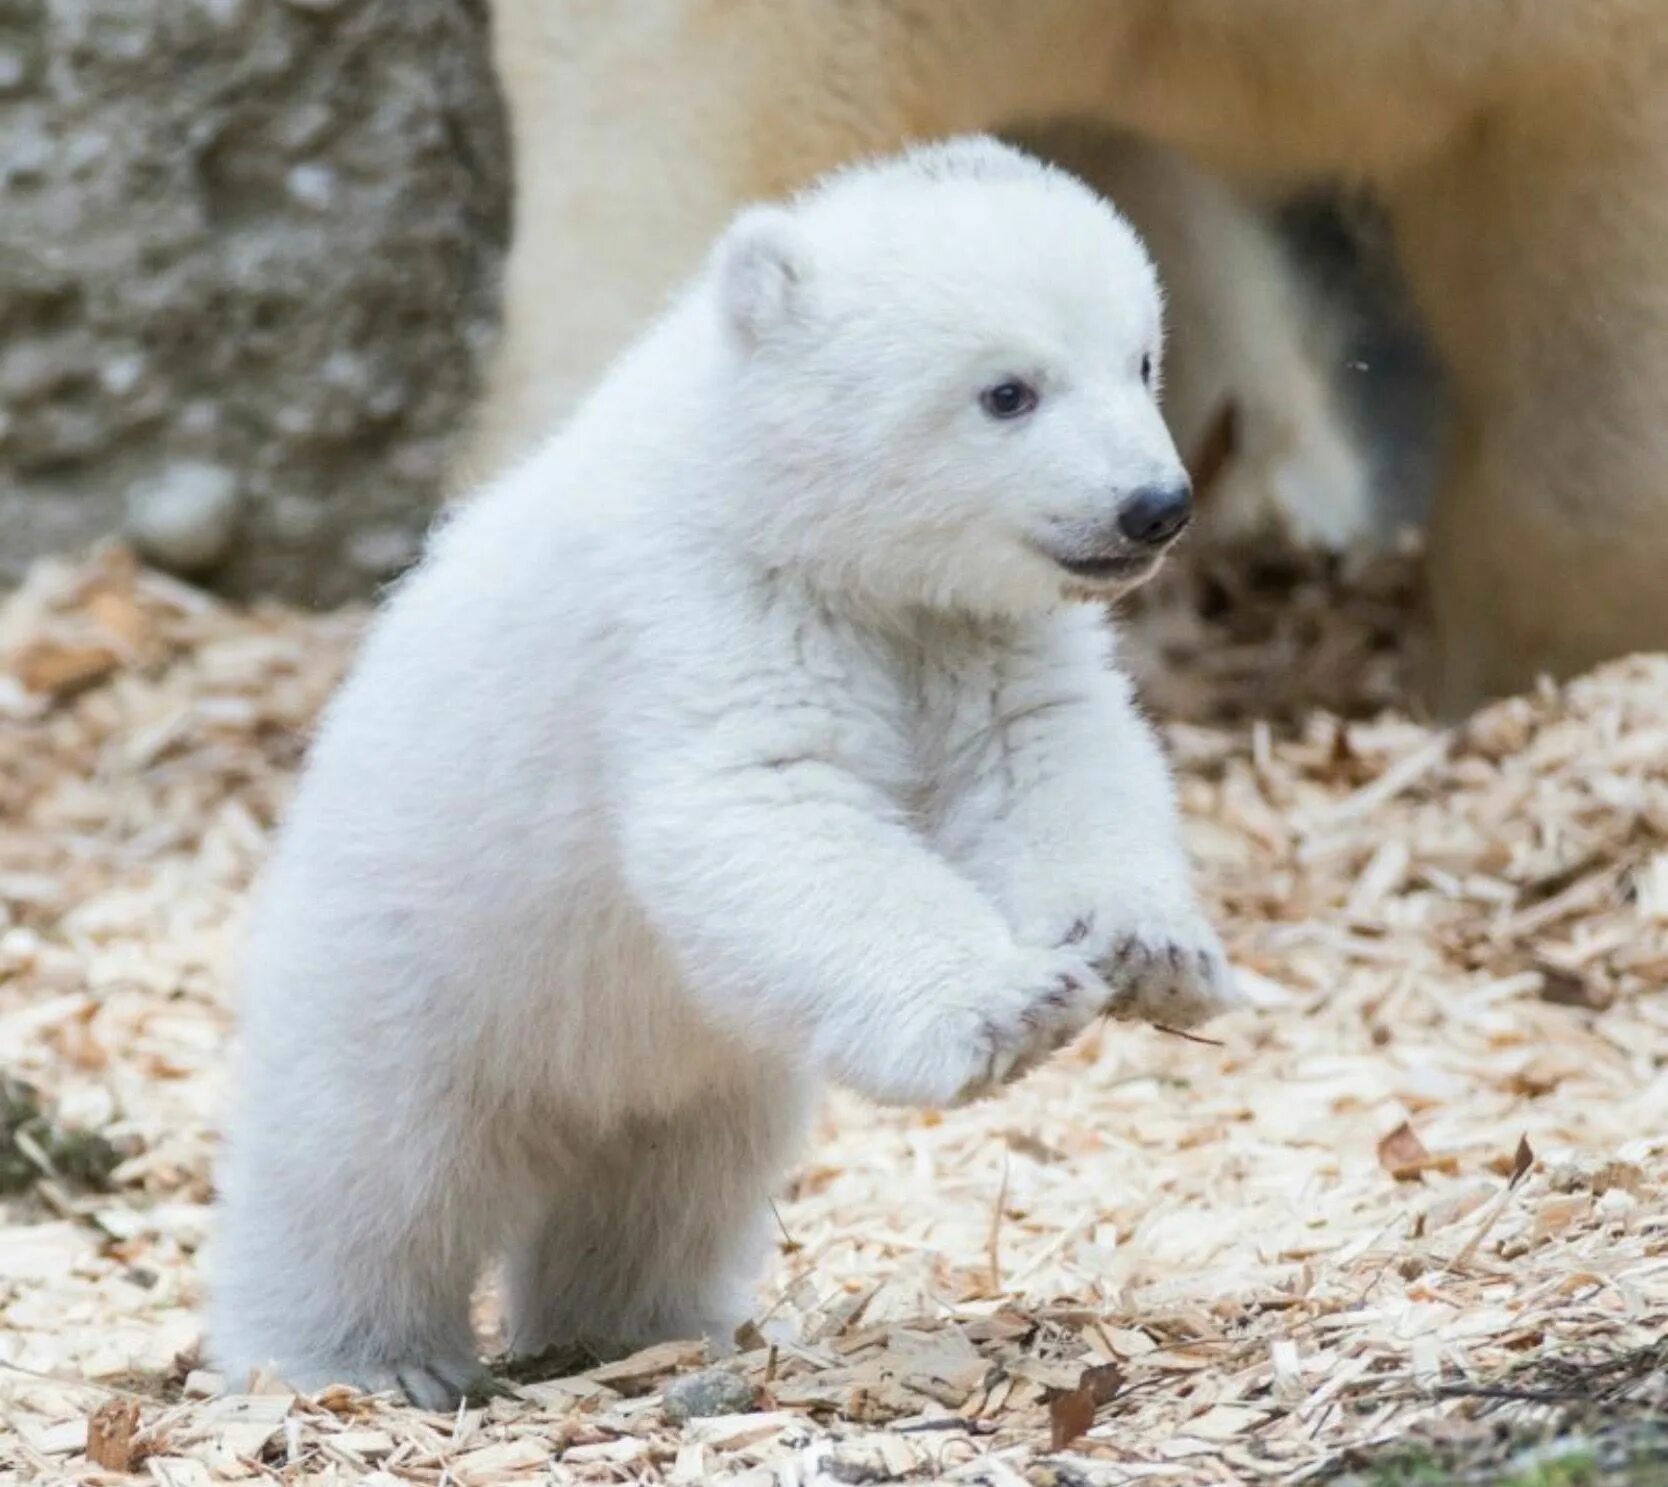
<box><xmin>347</xmin><ymin>525</ymin><xmax>420</xmax><ymax>578</ymax></box>
<box><xmin>64</xmin><ymin>130</ymin><xmax>111</xmax><ymax>176</ymax></box>
<box><xmin>193</xmin><ymin>0</ymin><xmax>247</xmax><ymax>27</ymax></box>
<box><xmin>0</xmin><ymin>128</ymin><xmax>51</xmax><ymax>184</ymax></box>
<box><xmin>1596</xmin><ymin>1187</ymin><xmax>1636</xmax><ymax>1221</ymax></box>
<box><xmin>99</xmin><ymin>354</ymin><xmax>148</xmax><ymax>397</ymax></box>
<box><xmin>269</xmin><ymin>494</ymin><xmax>329</xmax><ymax>544</ymax></box>
<box><xmin>321</xmin><ymin>350</ymin><xmax>368</xmax><ymax>389</ymax></box>
<box><xmin>125</xmin><ymin>462</ymin><xmax>243</xmax><ymax>573</ymax></box>
<box><xmin>179</xmin><ymin>401</ymin><xmax>220</xmax><ymax>436</ymax></box>
<box><xmin>274</xmin><ymin>404</ymin><xmax>316</xmax><ymax>437</ymax></box>
<box><xmin>286</xmin><ymin>162</ymin><xmax>337</xmax><ymax>212</ymax></box>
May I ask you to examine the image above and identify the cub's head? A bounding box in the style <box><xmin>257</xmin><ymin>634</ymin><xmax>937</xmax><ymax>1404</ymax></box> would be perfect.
<box><xmin>709</xmin><ymin>135</ymin><xmax>1191</xmax><ymax>614</ymax></box>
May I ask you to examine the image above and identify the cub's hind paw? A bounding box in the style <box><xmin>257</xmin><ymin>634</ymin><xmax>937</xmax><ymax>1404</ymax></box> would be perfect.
<box><xmin>288</xmin><ymin>1354</ymin><xmax>486</xmax><ymax>1412</ymax></box>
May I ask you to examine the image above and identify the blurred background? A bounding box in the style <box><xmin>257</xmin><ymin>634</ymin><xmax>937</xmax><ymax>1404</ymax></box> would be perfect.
<box><xmin>1</xmin><ymin>0</ymin><xmax>1439</xmax><ymax>608</ymax></box>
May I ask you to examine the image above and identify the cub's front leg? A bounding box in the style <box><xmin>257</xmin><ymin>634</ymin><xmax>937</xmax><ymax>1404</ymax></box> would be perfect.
<box><xmin>611</xmin><ymin>589</ymin><xmax>1147</xmax><ymax>1110</ymax></box>
<box><xmin>936</xmin><ymin>612</ymin><xmax>1241</xmax><ymax>1031</ymax></box>
<box><xmin>619</xmin><ymin>728</ymin><xmax>1116</xmax><ymax>1108</ymax></box>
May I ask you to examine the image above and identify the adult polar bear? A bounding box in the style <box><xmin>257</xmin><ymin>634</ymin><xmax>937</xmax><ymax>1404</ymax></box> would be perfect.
<box><xmin>467</xmin><ymin>1</ymin><xmax>1668</xmax><ymax>713</ymax></box>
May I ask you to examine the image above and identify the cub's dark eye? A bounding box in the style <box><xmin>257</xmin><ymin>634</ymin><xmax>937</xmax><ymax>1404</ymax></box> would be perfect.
<box><xmin>980</xmin><ymin>379</ymin><xmax>1039</xmax><ymax>420</ymax></box>
<box><xmin>1140</xmin><ymin>352</ymin><xmax>1154</xmax><ymax>387</ymax></box>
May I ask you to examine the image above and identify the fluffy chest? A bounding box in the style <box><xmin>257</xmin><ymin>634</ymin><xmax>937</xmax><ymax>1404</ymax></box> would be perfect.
<box><xmin>894</xmin><ymin>624</ymin><xmax>1030</xmax><ymax>826</ymax></box>
<box><xmin>791</xmin><ymin>609</ymin><xmax>1032</xmax><ymax>819</ymax></box>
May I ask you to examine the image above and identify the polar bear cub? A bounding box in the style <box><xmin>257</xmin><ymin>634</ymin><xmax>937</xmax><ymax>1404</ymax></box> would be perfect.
<box><xmin>210</xmin><ymin>137</ymin><xmax>1240</xmax><ymax>1407</ymax></box>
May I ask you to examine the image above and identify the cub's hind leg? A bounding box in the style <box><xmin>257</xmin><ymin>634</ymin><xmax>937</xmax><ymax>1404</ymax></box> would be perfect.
<box><xmin>503</xmin><ymin>1066</ymin><xmax>813</xmax><ymax>1361</ymax></box>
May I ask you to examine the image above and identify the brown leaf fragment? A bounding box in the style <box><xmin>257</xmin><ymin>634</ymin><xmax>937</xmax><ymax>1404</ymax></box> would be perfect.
<box><xmin>1509</xmin><ymin>1134</ymin><xmax>1535</xmax><ymax>1189</ymax></box>
<box><xmin>1592</xmin><ymin>1160</ymin><xmax>1644</xmax><ymax>1196</ymax></box>
<box><xmin>1047</xmin><ymin>1362</ymin><xmax>1123</xmax><ymax>1450</ymax></box>
<box><xmin>1048</xmin><ymin>1386</ymin><xmax>1095</xmax><ymax>1452</ymax></box>
<box><xmin>84</xmin><ymin>587</ymin><xmax>151</xmax><ymax>649</ymax></box>
<box><xmin>86</xmin><ymin>1397</ymin><xmax>141</xmax><ymax>1472</ymax></box>
<box><xmin>1080</xmin><ymin>1362</ymin><xmax>1124</xmax><ymax>1404</ymax></box>
<box><xmin>1377</xmin><ymin>1120</ymin><xmax>1452</xmax><ymax>1182</ymax></box>
<box><xmin>1535</xmin><ymin>962</ymin><xmax>1614</xmax><ymax>1011</ymax></box>
<box><xmin>11</xmin><ymin>640</ymin><xmax>119</xmax><ymax>699</ymax></box>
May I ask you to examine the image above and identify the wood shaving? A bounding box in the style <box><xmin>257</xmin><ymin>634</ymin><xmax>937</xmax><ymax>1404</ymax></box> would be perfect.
<box><xmin>2</xmin><ymin>543</ymin><xmax>1664</xmax><ymax>1484</ymax></box>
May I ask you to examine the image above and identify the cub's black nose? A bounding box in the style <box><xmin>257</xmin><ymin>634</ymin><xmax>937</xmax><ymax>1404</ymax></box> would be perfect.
<box><xmin>1115</xmin><ymin>482</ymin><xmax>1193</xmax><ymax>546</ymax></box>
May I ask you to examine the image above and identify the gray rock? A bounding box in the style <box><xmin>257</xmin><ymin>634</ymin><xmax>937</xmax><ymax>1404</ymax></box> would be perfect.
<box><xmin>662</xmin><ymin>1368</ymin><xmax>758</xmax><ymax>1425</ymax></box>
<box><xmin>124</xmin><ymin>462</ymin><xmax>243</xmax><ymax>573</ymax></box>
<box><xmin>0</xmin><ymin>0</ymin><xmax>508</xmax><ymax>604</ymax></box>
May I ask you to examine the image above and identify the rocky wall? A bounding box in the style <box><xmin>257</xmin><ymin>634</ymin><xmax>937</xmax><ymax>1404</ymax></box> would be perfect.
<box><xmin>0</xmin><ymin>0</ymin><xmax>507</xmax><ymax>604</ymax></box>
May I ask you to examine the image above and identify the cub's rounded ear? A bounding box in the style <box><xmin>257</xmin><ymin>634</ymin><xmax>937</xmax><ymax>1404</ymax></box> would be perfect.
<box><xmin>715</xmin><ymin>206</ymin><xmax>812</xmax><ymax>349</ymax></box>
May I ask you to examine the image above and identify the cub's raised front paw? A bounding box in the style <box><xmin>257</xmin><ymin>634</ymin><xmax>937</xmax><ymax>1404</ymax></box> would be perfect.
<box><xmin>1088</xmin><ymin>912</ymin><xmax>1240</xmax><ymax>1031</ymax></box>
<box><xmin>936</xmin><ymin>947</ymin><xmax>1111</xmax><ymax>1106</ymax></box>
<box><xmin>853</xmin><ymin>947</ymin><xmax>1112</xmax><ymax>1109</ymax></box>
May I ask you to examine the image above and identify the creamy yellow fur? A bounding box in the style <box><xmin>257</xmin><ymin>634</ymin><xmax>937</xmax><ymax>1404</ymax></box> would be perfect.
<box><xmin>469</xmin><ymin>0</ymin><xmax>1668</xmax><ymax>711</ymax></box>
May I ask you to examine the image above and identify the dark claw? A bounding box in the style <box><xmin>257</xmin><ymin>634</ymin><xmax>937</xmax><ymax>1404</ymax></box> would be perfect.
<box><xmin>1060</xmin><ymin>915</ymin><xmax>1093</xmax><ymax>946</ymax></box>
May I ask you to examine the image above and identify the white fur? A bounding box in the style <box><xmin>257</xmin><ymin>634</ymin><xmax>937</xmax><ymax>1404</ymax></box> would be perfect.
<box><xmin>210</xmin><ymin>137</ymin><xmax>1240</xmax><ymax>1408</ymax></box>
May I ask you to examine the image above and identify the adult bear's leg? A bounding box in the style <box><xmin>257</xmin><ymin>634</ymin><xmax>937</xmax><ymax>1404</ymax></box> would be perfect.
<box><xmin>1387</xmin><ymin>72</ymin><xmax>1668</xmax><ymax>710</ymax></box>
<box><xmin>462</xmin><ymin>0</ymin><xmax>1116</xmax><ymax>482</ymax></box>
